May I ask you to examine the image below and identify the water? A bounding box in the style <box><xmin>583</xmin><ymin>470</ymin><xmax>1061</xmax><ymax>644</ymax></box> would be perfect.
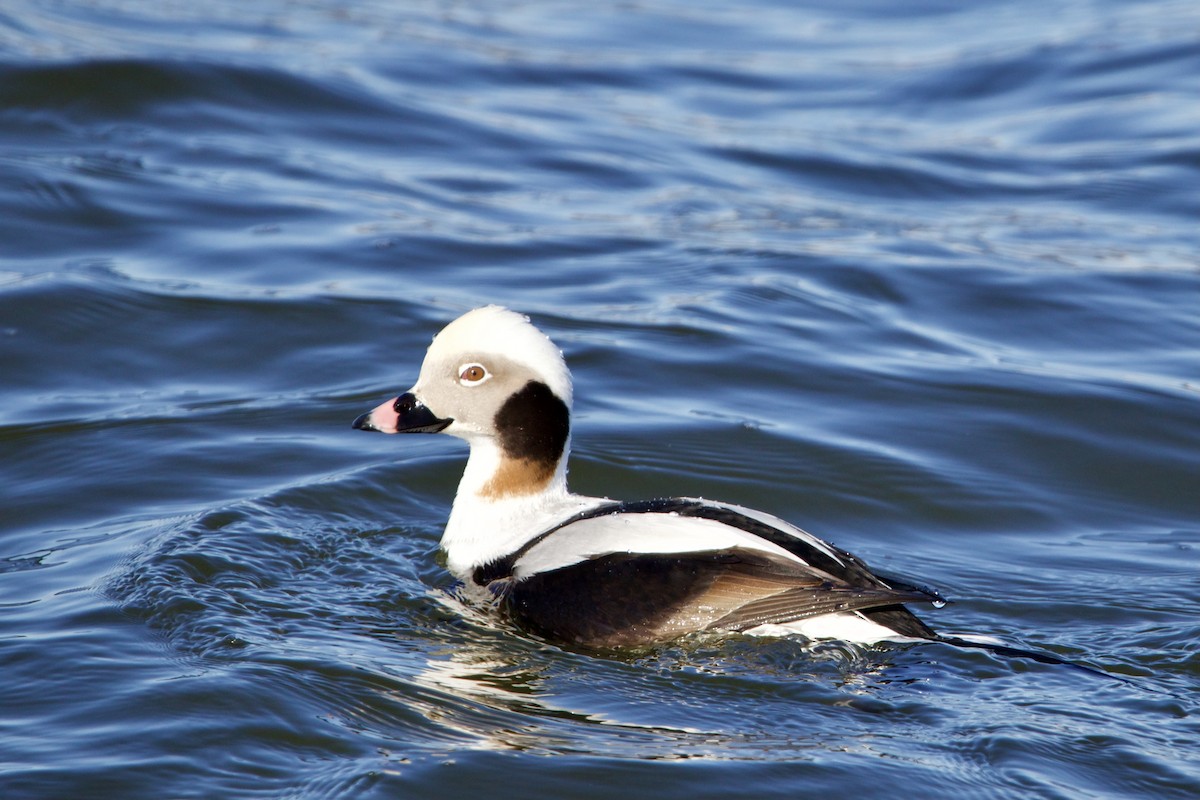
<box><xmin>2</xmin><ymin>1</ymin><xmax>1198</xmax><ymax>797</ymax></box>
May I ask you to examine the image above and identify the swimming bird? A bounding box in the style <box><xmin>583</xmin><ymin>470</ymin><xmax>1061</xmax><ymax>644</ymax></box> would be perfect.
<box><xmin>352</xmin><ymin>305</ymin><xmax>956</xmax><ymax>650</ymax></box>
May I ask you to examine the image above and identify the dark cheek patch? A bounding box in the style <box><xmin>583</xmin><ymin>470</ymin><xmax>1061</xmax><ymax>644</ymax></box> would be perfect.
<box><xmin>493</xmin><ymin>380</ymin><xmax>570</xmax><ymax>465</ymax></box>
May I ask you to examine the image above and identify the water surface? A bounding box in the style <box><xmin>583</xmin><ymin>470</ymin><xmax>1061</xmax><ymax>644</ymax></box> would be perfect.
<box><xmin>2</xmin><ymin>1</ymin><xmax>1198</xmax><ymax>798</ymax></box>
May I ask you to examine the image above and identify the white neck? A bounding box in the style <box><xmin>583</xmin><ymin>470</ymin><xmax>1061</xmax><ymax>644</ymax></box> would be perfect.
<box><xmin>440</xmin><ymin>436</ymin><xmax>600</xmax><ymax>579</ymax></box>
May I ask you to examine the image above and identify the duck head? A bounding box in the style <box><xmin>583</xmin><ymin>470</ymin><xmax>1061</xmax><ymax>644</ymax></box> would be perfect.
<box><xmin>353</xmin><ymin>306</ymin><xmax>573</xmax><ymax>500</ymax></box>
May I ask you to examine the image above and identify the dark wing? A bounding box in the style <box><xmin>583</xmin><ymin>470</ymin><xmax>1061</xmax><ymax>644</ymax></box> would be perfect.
<box><xmin>653</xmin><ymin>499</ymin><xmax>945</xmax><ymax>640</ymax></box>
<box><xmin>499</xmin><ymin>547</ymin><xmax>937</xmax><ymax>650</ymax></box>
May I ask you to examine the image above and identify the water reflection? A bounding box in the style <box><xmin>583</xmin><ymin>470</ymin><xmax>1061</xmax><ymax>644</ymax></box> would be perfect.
<box><xmin>382</xmin><ymin>586</ymin><xmax>926</xmax><ymax>761</ymax></box>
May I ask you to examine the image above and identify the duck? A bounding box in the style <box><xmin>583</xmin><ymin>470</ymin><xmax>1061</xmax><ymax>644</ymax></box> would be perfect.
<box><xmin>352</xmin><ymin>305</ymin><xmax>959</xmax><ymax>651</ymax></box>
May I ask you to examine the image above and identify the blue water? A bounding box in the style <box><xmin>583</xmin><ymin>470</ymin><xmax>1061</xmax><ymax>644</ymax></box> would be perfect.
<box><xmin>2</xmin><ymin>1</ymin><xmax>1198</xmax><ymax>797</ymax></box>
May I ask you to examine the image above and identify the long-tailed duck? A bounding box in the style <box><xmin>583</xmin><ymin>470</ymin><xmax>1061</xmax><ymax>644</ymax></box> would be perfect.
<box><xmin>352</xmin><ymin>305</ymin><xmax>959</xmax><ymax>650</ymax></box>
<box><xmin>353</xmin><ymin>306</ymin><xmax>1104</xmax><ymax>676</ymax></box>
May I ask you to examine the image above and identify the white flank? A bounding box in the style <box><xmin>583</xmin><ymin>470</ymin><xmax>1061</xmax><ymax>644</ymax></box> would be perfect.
<box><xmin>511</xmin><ymin>512</ymin><xmax>809</xmax><ymax>579</ymax></box>
<box><xmin>743</xmin><ymin>613</ymin><xmax>916</xmax><ymax>645</ymax></box>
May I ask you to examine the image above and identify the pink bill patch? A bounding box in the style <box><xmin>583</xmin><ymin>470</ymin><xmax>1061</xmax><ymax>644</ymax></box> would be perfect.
<box><xmin>365</xmin><ymin>396</ymin><xmax>401</xmax><ymax>433</ymax></box>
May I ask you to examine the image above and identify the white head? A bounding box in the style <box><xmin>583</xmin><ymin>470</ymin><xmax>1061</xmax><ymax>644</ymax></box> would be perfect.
<box><xmin>353</xmin><ymin>306</ymin><xmax>574</xmax><ymax>499</ymax></box>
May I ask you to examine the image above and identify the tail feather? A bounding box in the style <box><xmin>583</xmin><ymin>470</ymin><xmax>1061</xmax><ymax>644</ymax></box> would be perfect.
<box><xmin>935</xmin><ymin>633</ymin><xmax>1127</xmax><ymax>683</ymax></box>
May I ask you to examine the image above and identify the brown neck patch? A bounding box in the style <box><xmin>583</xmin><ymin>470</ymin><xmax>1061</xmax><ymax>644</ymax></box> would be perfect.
<box><xmin>479</xmin><ymin>456</ymin><xmax>557</xmax><ymax>499</ymax></box>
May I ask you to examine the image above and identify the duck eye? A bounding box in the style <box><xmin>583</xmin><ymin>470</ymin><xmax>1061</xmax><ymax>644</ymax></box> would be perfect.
<box><xmin>458</xmin><ymin>363</ymin><xmax>490</xmax><ymax>385</ymax></box>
